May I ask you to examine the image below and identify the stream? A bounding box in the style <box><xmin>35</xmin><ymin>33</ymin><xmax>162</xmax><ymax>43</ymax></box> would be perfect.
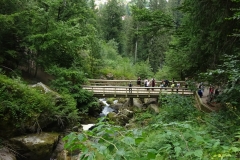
<box><xmin>82</xmin><ymin>98</ymin><xmax>117</xmax><ymax>130</ymax></box>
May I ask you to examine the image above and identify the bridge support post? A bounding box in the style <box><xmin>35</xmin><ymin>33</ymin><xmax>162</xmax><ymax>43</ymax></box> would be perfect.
<box><xmin>129</xmin><ymin>98</ymin><xmax>133</xmax><ymax>106</ymax></box>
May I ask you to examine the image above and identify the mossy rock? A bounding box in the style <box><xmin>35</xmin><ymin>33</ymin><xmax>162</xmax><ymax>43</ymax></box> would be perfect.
<box><xmin>117</xmin><ymin>98</ymin><xmax>127</xmax><ymax>104</ymax></box>
<box><xmin>10</xmin><ymin>132</ymin><xmax>60</xmax><ymax>160</ymax></box>
<box><xmin>106</xmin><ymin>98</ymin><xmax>115</xmax><ymax>105</ymax></box>
<box><xmin>147</xmin><ymin>104</ymin><xmax>160</xmax><ymax>114</ymax></box>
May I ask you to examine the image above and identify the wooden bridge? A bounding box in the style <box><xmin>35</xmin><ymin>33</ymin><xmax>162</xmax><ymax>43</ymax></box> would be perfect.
<box><xmin>83</xmin><ymin>79</ymin><xmax>193</xmax><ymax>98</ymax></box>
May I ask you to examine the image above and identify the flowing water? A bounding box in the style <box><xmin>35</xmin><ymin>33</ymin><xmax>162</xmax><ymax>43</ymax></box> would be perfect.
<box><xmin>82</xmin><ymin>98</ymin><xmax>117</xmax><ymax>130</ymax></box>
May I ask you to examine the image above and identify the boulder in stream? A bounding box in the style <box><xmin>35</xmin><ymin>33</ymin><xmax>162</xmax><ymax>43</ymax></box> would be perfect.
<box><xmin>10</xmin><ymin>132</ymin><xmax>60</xmax><ymax>160</ymax></box>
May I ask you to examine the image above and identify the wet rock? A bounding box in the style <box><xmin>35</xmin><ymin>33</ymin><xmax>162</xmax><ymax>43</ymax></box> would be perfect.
<box><xmin>117</xmin><ymin>98</ymin><xmax>127</xmax><ymax>104</ymax></box>
<box><xmin>121</xmin><ymin>109</ymin><xmax>133</xmax><ymax>118</ymax></box>
<box><xmin>0</xmin><ymin>147</ymin><xmax>16</xmax><ymax>160</ymax></box>
<box><xmin>133</xmin><ymin>98</ymin><xmax>143</xmax><ymax>108</ymax></box>
<box><xmin>10</xmin><ymin>132</ymin><xmax>60</xmax><ymax>160</ymax></box>
<box><xmin>31</xmin><ymin>82</ymin><xmax>61</xmax><ymax>99</ymax></box>
<box><xmin>107</xmin><ymin>112</ymin><xmax>117</xmax><ymax>121</ymax></box>
<box><xmin>144</xmin><ymin>98</ymin><xmax>158</xmax><ymax>105</ymax></box>
<box><xmin>110</xmin><ymin>103</ymin><xmax>123</xmax><ymax>111</ymax></box>
<box><xmin>148</xmin><ymin>104</ymin><xmax>160</xmax><ymax>114</ymax></box>
<box><xmin>107</xmin><ymin>109</ymin><xmax>133</xmax><ymax>126</ymax></box>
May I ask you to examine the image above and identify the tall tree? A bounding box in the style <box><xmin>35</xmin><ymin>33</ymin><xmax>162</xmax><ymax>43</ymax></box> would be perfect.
<box><xmin>98</xmin><ymin>0</ymin><xmax>125</xmax><ymax>54</ymax></box>
<box><xmin>0</xmin><ymin>0</ymin><xmax>102</xmax><ymax>78</ymax></box>
<box><xmin>165</xmin><ymin>0</ymin><xmax>240</xmax><ymax>78</ymax></box>
<box><xmin>131</xmin><ymin>6</ymin><xmax>173</xmax><ymax>73</ymax></box>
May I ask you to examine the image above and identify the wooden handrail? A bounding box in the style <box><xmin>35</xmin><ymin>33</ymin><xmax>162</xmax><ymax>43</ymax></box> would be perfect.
<box><xmin>85</xmin><ymin>79</ymin><xmax>187</xmax><ymax>86</ymax></box>
<box><xmin>194</xmin><ymin>91</ymin><xmax>214</xmax><ymax>112</ymax></box>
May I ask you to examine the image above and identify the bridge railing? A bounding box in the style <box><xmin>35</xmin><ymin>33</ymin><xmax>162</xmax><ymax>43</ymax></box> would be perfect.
<box><xmin>82</xmin><ymin>86</ymin><xmax>193</xmax><ymax>97</ymax></box>
<box><xmin>194</xmin><ymin>91</ymin><xmax>214</xmax><ymax>112</ymax></box>
<box><xmin>85</xmin><ymin>79</ymin><xmax>186</xmax><ymax>87</ymax></box>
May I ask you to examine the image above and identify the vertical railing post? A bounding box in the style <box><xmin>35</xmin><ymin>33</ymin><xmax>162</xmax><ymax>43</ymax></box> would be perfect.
<box><xmin>126</xmin><ymin>87</ymin><xmax>127</xmax><ymax>97</ymax></box>
<box><xmin>114</xmin><ymin>87</ymin><xmax>116</xmax><ymax>97</ymax></box>
<box><xmin>137</xmin><ymin>87</ymin><xmax>139</xmax><ymax>97</ymax></box>
<box><xmin>148</xmin><ymin>88</ymin><xmax>150</xmax><ymax>97</ymax></box>
<box><xmin>103</xmin><ymin>87</ymin><xmax>105</xmax><ymax>96</ymax></box>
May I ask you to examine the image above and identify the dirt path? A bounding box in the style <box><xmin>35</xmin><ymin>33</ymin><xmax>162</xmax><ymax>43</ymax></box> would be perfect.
<box><xmin>200</xmin><ymin>88</ymin><xmax>221</xmax><ymax>111</ymax></box>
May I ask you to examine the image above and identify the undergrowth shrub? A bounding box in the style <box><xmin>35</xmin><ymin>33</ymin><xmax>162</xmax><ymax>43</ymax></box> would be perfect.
<box><xmin>0</xmin><ymin>74</ymin><xmax>79</xmax><ymax>134</ymax></box>
<box><xmin>159</xmin><ymin>94</ymin><xmax>198</xmax><ymax>122</ymax></box>
<box><xmin>47</xmin><ymin>66</ymin><xmax>101</xmax><ymax>116</ymax></box>
<box><xmin>201</xmin><ymin>108</ymin><xmax>240</xmax><ymax>146</ymax></box>
<box><xmin>63</xmin><ymin>117</ymin><xmax>240</xmax><ymax>160</ymax></box>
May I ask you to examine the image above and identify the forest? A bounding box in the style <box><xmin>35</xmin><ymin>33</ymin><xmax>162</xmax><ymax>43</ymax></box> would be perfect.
<box><xmin>0</xmin><ymin>0</ymin><xmax>240</xmax><ymax>159</ymax></box>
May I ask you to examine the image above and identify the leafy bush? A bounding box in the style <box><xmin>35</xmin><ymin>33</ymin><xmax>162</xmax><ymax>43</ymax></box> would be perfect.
<box><xmin>63</xmin><ymin>118</ymin><xmax>145</xmax><ymax>160</ymax></box>
<box><xmin>63</xmin><ymin>117</ymin><xmax>240</xmax><ymax>160</ymax></box>
<box><xmin>47</xmin><ymin>66</ymin><xmax>101</xmax><ymax>116</ymax></box>
<box><xmin>155</xmin><ymin>65</ymin><xmax>180</xmax><ymax>81</ymax></box>
<box><xmin>133</xmin><ymin>61</ymin><xmax>154</xmax><ymax>79</ymax></box>
<box><xmin>198</xmin><ymin>55</ymin><xmax>240</xmax><ymax>107</ymax></box>
<box><xmin>0</xmin><ymin>74</ymin><xmax>79</xmax><ymax>133</ymax></box>
<box><xmin>159</xmin><ymin>94</ymin><xmax>198</xmax><ymax>122</ymax></box>
<box><xmin>134</xmin><ymin>112</ymin><xmax>152</xmax><ymax>122</ymax></box>
<box><xmin>138</xmin><ymin>121</ymin><xmax>240</xmax><ymax>159</ymax></box>
<box><xmin>100</xmin><ymin>57</ymin><xmax>135</xmax><ymax>79</ymax></box>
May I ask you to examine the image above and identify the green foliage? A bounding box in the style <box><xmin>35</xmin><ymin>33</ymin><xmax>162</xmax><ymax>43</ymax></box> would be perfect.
<box><xmin>0</xmin><ymin>0</ymin><xmax>102</xmax><ymax>80</ymax></box>
<box><xmin>134</xmin><ymin>112</ymin><xmax>152</xmax><ymax>122</ymax></box>
<box><xmin>133</xmin><ymin>61</ymin><xmax>154</xmax><ymax>79</ymax></box>
<box><xmin>63</xmin><ymin>96</ymin><xmax>240</xmax><ymax>160</ymax></box>
<box><xmin>99</xmin><ymin>40</ymin><xmax>136</xmax><ymax>79</ymax></box>
<box><xmin>155</xmin><ymin>65</ymin><xmax>180</xmax><ymax>81</ymax></box>
<box><xmin>167</xmin><ymin>0</ymin><xmax>240</xmax><ymax>77</ymax></box>
<box><xmin>0</xmin><ymin>74</ymin><xmax>79</xmax><ymax>130</ymax></box>
<box><xmin>139</xmin><ymin>121</ymin><xmax>240</xmax><ymax>159</ymax></box>
<box><xmin>229</xmin><ymin>0</ymin><xmax>240</xmax><ymax>37</ymax></box>
<box><xmin>158</xmin><ymin>94</ymin><xmax>197</xmax><ymax>122</ymax></box>
<box><xmin>98</xmin><ymin>0</ymin><xmax>125</xmax><ymax>53</ymax></box>
<box><xmin>63</xmin><ymin>118</ymin><xmax>144</xmax><ymax>160</ymax></box>
<box><xmin>198</xmin><ymin>54</ymin><xmax>240</xmax><ymax>107</ymax></box>
<box><xmin>47</xmin><ymin>66</ymin><xmax>100</xmax><ymax>115</ymax></box>
<box><xmin>132</xmin><ymin>7</ymin><xmax>173</xmax><ymax>34</ymax></box>
<box><xmin>164</xmin><ymin>34</ymin><xmax>192</xmax><ymax>79</ymax></box>
<box><xmin>130</xmin><ymin>6</ymin><xmax>172</xmax><ymax>73</ymax></box>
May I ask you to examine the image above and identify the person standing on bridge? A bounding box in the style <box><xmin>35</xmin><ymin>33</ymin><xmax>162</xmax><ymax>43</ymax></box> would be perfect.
<box><xmin>164</xmin><ymin>79</ymin><xmax>169</xmax><ymax>87</ymax></box>
<box><xmin>171</xmin><ymin>83</ymin><xmax>175</xmax><ymax>92</ymax></box>
<box><xmin>176</xmin><ymin>82</ymin><xmax>180</xmax><ymax>93</ymax></box>
<box><xmin>151</xmin><ymin>78</ymin><xmax>155</xmax><ymax>91</ymax></box>
<box><xmin>128</xmin><ymin>81</ymin><xmax>132</xmax><ymax>93</ymax></box>
<box><xmin>137</xmin><ymin>77</ymin><xmax>141</xmax><ymax>87</ymax></box>
<box><xmin>144</xmin><ymin>78</ymin><xmax>148</xmax><ymax>87</ymax></box>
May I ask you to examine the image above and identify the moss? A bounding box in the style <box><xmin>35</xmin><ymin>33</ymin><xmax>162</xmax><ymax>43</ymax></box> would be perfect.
<box><xmin>106</xmin><ymin>98</ymin><xmax>115</xmax><ymax>105</ymax></box>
